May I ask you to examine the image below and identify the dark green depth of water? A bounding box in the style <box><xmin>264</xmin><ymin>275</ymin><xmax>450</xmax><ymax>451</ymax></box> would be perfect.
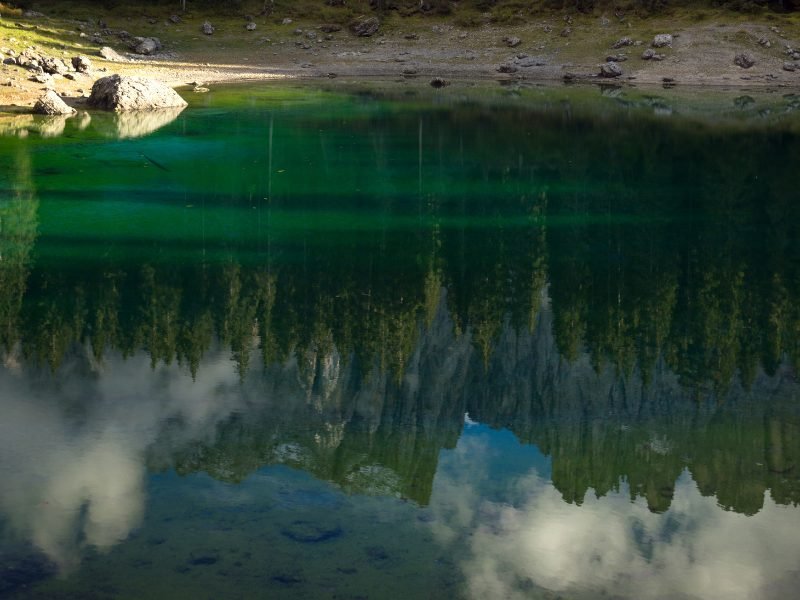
<box><xmin>1</xmin><ymin>82</ymin><xmax>799</xmax><ymax>599</ymax></box>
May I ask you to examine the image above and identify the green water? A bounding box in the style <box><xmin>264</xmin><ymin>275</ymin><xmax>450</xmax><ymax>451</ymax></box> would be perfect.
<box><xmin>1</xmin><ymin>82</ymin><xmax>800</xmax><ymax>599</ymax></box>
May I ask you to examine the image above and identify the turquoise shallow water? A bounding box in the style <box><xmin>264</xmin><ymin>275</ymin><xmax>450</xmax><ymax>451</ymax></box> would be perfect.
<box><xmin>0</xmin><ymin>82</ymin><xmax>799</xmax><ymax>599</ymax></box>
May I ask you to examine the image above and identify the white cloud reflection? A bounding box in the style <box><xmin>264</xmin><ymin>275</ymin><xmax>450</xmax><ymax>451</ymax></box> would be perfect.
<box><xmin>429</xmin><ymin>430</ymin><xmax>800</xmax><ymax>600</ymax></box>
<box><xmin>0</xmin><ymin>349</ymin><xmax>245</xmax><ymax>570</ymax></box>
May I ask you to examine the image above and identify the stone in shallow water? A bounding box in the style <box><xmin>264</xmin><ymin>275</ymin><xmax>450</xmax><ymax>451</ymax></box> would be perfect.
<box><xmin>281</xmin><ymin>520</ymin><xmax>343</xmax><ymax>543</ymax></box>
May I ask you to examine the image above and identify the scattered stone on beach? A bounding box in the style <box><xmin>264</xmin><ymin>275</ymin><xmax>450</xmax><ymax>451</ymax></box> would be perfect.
<box><xmin>99</xmin><ymin>46</ymin><xmax>126</xmax><ymax>62</ymax></box>
<box><xmin>319</xmin><ymin>24</ymin><xmax>342</xmax><ymax>33</ymax></box>
<box><xmin>641</xmin><ymin>48</ymin><xmax>665</xmax><ymax>61</ymax></box>
<box><xmin>40</xmin><ymin>56</ymin><xmax>69</xmax><ymax>75</ymax></box>
<box><xmin>71</xmin><ymin>55</ymin><xmax>92</xmax><ymax>73</ymax></box>
<box><xmin>497</xmin><ymin>63</ymin><xmax>518</xmax><ymax>73</ymax></box>
<box><xmin>430</xmin><ymin>76</ymin><xmax>449</xmax><ymax>88</ymax></box>
<box><xmin>758</xmin><ymin>37</ymin><xmax>771</xmax><ymax>48</ymax></box>
<box><xmin>599</xmin><ymin>62</ymin><xmax>623</xmax><ymax>77</ymax></box>
<box><xmin>131</xmin><ymin>37</ymin><xmax>162</xmax><ymax>55</ymax></box>
<box><xmin>560</xmin><ymin>27</ymin><xmax>571</xmax><ymax>38</ymax></box>
<box><xmin>783</xmin><ymin>62</ymin><xmax>797</xmax><ymax>72</ymax></box>
<box><xmin>404</xmin><ymin>33</ymin><xmax>419</xmax><ymax>40</ymax></box>
<box><xmin>504</xmin><ymin>36</ymin><xmax>521</xmax><ymax>48</ymax></box>
<box><xmin>606</xmin><ymin>54</ymin><xmax>627</xmax><ymax>62</ymax></box>
<box><xmin>350</xmin><ymin>16</ymin><xmax>379</xmax><ymax>37</ymax></box>
<box><xmin>169</xmin><ymin>15</ymin><xmax>181</xmax><ymax>24</ymax></box>
<box><xmin>734</xmin><ymin>53</ymin><xmax>755</xmax><ymax>69</ymax></box>
<box><xmin>281</xmin><ymin>18</ymin><xmax>293</xmax><ymax>25</ymax></box>
<box><xmin>33</xmin><ymin>90</ymin><xmax>76</xmax><ymax>115</ymax></box>
<box><xmin>88</xmin><ymin>74</ymin><xmax>188</xmax><ymax>111</ymax></box>
<box><xmin>652</xmin><ymin>34</ymin><xmax>673</xmax><ymax>48</ymax></box>
<box><xmin>30</xmin><ymin>72</ymin><xmax>53</xmax><ymax>85</ymax></box>
<box><xmin>202</xmin><ymin>22</ymin><xmax>215</xmax><ymax>35</ymax></box>
<box><xmin>246</xmin><ymin>22</ymin><xmax>257</xmax><ymax>31</ymax></box>
<box><xmin>402</xmin><ymin>67</ymin><xmax>418</xmax><ymax>75</ymax></box>
<box><xmin>612</xmin><ymin>37</ymin><xmax>634</xmax><ymax>49</ymax></box>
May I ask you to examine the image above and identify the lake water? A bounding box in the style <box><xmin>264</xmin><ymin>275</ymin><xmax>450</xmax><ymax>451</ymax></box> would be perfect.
<box><xmin>1</xmin><ymin>81</ymin><xmax>800</xmax><ymax>599</ymax></box>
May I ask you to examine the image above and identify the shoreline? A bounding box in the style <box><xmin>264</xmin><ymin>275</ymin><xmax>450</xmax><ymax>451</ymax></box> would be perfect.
<box><xmin>3</xmin><ymin>7</ymin><xmax>800</xmax><ymax>111</ymax></box>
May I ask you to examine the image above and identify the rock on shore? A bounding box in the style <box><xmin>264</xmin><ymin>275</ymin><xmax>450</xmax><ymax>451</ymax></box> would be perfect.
<box><xmin>33</xmin><ymin>90</ymin><xmax>76</xmax><ymax>115</ymax></box>
<box><xmin>87</xmin><ymin>75</ymin><xmax>187</xmax><ymax>111</ymax></box>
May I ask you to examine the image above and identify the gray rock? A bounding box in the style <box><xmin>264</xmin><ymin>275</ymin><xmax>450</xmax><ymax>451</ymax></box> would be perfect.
<box><xmin>758</xmin><ymin>37</ymin><xmax>771</xmax><ymax>48</ymax></box>
<box><xmin>72</xmin><ymin>55</ymin><xmax>92</xmax><ymax>73</ymax></box>
<box><xmin>99</xmin><ymin>46</ymin><xmax>126</xmax><ymax>62</ymax></box>
<box><xmin>246</xmin><ymin>22</ymin><xmax>257</xmax><ymax>31</ymax></box>
<box><xmin>351</xmin><ymin>16</ymin><xmax>379</xmax><ymax>37</ymax></box>
<box><xmin>319</xmin><ymin>24</ymin><xmax>342</xmax><ymax>33</ymax></box>
<box><xmin>497</xmin><ymin>64</ymin><xmax>518</xmax><ymax>73</ymax></box>
<box><xmin>652</xmin><ymin>34</ymin><xmax>673</xmax><ymax>48</ymax></box>
<box><xmin>599</xmin><ymin>62</ymin><xmax>623</xmax><ymax>78</ymax></box>
<box><xmin>783</xmin><ymin>62</ymin><xmax>797</xmax><ymax>72</ymax></box>
<box><xmin>30</xmin><ymin>72</ymin><xmax>52</xmax><ymax>85</ymax></box>
<box><xmin>402</xmin><ymin>67</ymin><xmax>418</xmax><ymax>75</ymax></box>
<box><xmin>734</xmin><ymin>53</ymin><xmax>755</xmax><ymax>69</ymax></box>
<box><xmin>33</xmin><ymin>90</ymin><xmax>76</xmax><ymax>115</ymax></box>
<box><xmin>560</xmin><ymin>27</ymin><xmax>571</xmax><ymax>38</ymax></box>
<box><xmin>505</xmin><ymin>36</ymin><xmax>521</xmax><ymax>48</ymax></box>
<box><xmin>202</xmin><ymin>22</ymin><xmax>215</xmax><ymax>35</ymax></box>
<box><xmin>612</xmin><ymin>37</ymin><xmax>633</xmax><ymax>49</ymax></box>
<box><xmin>132</xmin><ymin>37</ymin><xmax>162</xmax><ymax>55</ymax></box>
<box><xmin>40</xmin><ymin>56</ymin><xmax>70</xmax><ymax>75</ymax></box>
<box><xmin>606</xmin><ymin>54</ymin><xmax>627</xmax><ymax>62</ymax></box>
<box><xmin>515</xmin><ymin>57</ymin><xmax>546</xmax><ymax>67</ymax></box>
<box><xmin>281</xmin><ymin>18</ymin><xmax>293</xmax><ymax>25</ymax></box>
<box><xmin>641</xmin><ymin>49</ymin><xmax>655</xmax><ymax>60</ymax></box>
<box><xmin>88</xmin><ymin>74</ymin><xmax>188</xmax><ymax>111</ymax></box>
<box><xmin>169</xmin><ymin>15</ymin><xmax>181</xmax><ymax>24</ymax></box>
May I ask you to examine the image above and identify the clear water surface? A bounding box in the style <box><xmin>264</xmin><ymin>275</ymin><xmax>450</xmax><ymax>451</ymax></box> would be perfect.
<box><xmin>1</xmin><ymin>81</ymin><xmax>799</xmax><ymax>599</ymax></box>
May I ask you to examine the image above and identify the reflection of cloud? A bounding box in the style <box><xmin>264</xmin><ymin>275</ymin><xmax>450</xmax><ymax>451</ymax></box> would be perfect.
<box><xmin>97</xmin><ymin>107</ymin><xmax>185</xmax><ymax>139</ymax></box>
<box><xmin>430</xmin><ymin>430</ymin><xmax>800</xmax><ymax>600</ymax></box>
<box><xmin>0</xmin><ymin>348</ymin><xmax>246</xmax><ymax>571</ymax></box>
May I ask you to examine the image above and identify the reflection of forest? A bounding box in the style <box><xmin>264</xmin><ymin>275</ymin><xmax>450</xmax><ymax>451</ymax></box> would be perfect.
<box><xmin>2</xmin><ymin>96</ymin><xmax>800</xmax><ymax>517</ymax></box>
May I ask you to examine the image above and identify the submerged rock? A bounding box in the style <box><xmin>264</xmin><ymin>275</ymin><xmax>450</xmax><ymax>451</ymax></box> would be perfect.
<box><xmin>281</xmin><ymin>520</ymin><xmax>343</xmax><ymax>543</ymax></box>
<box><xmin>88</xmin><ymin>74</ymin><xmax>187</xmax><ymax>111</ymax></box>
<box><xmin>33</xmin><ymin>90</ymin><xmax>76</xmax><ymax>115</ymax></box>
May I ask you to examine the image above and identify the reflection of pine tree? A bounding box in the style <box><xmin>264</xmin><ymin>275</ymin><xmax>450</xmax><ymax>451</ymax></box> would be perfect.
<box><xmin>0</xmin><ymin>146</ymin><xmax>38</xmax><ymax>354</ymax></box>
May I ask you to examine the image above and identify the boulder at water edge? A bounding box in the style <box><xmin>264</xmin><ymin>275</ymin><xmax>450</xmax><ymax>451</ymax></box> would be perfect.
<box><xmin>88</xmin><ymin>75</ymin><xmax>187</xmax><ymax>111</ymax></box>
<box><xmin>33</xmin><ymin>90</ymin><xmax>76</xmax><ymax>115</ymax></box>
